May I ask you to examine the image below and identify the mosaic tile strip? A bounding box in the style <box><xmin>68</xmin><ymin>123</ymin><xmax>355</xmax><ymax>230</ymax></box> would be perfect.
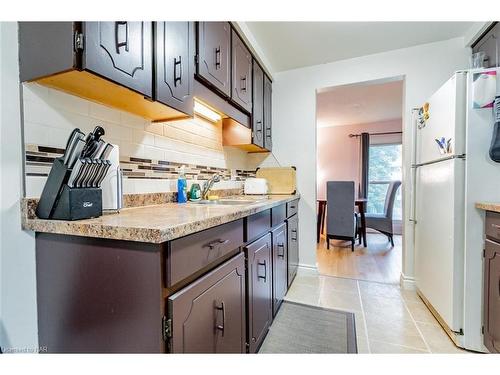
<box><xmin>25</xmin><ymin>144</ymin><xmax>256</xmax><ymax>181</ymax></box>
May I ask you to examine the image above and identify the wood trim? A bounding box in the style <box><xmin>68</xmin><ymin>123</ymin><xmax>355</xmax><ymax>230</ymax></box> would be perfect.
<box><xmin>36</xmin><ymin>70</ymin><xmax>189</xmax><ymax>122</ymax></box>
<box><xmin>416</xmin><ymin>288</ymin><xmax>462</xmax><ymax>347</ymax></box>
<box><xmin>222</xmin><ymin>117</ymin><xmax>267</xmax><ymax>152</ymax></box>
<box><xmin>194</xmin><ymin>79</ymin><xmax>250</xmax><ymax>127</ymax></box>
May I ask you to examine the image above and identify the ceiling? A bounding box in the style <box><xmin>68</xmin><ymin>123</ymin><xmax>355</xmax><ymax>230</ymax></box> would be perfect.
<box><xmin>316</xmin><ymin>78</ymin><xmax>403</xmax><ymax>128</ymax></box>
<box><xmin>245</xmin><ymin>22</ymin><xmax>474</xmax><ymax>72</ymax></box>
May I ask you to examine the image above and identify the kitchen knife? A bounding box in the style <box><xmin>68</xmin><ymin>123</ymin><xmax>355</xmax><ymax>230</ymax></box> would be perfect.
<box><xmin>91</xmin><ymin>160</ymin><xmax>107</xmax><ymax>187</ymax></box>
<box><xmin>82</xmin><ymin>126</ymin><xmax>106</xmax><ymax>158</ymax></box>
<box><xmin>83</xmin><ymin>159</ymin><xmax>100</xmax><ymax>187</ymax></box>
<box><xmin>67</xmin><ymin>137</ymin><xmax>85</xmax><ymax>168</ymax></box>
<box><xmin>87</xmin><ymin>159</ymin><xmax>103</xmax><ymax>187</ymax></box>
<box><xmin>90</xmin><ymin>139</ymin><xmax>106</xmax><ymax>159</ymax></box>
<box><xmin>100</xmin><ymin>143</ymin><xmax>114</xmax><ymax>160</ymax></box>
<box><xmin>63</xmin><ymin>129</ymin><xmax>84</xmax><ymax>165</ymax></box>
<box><xmin>75</xmin><ymin>158</ymin><xmax>92</xmax><ymax>188</ymax></box>
<box><xmin>67</xmin><ymin>158</ymin><xmax>85</xmax><ymax>188</ymax></box>
<box><xmin>95</xmin><ymin>160</ymin><xmax>112</xmax><ymax>187</ymax></box>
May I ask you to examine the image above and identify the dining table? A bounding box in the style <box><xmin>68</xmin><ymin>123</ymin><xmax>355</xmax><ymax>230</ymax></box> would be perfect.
<box><xmin>317</xmin><ymin>198</ymin><xmax>368</xmax><ymax>247</ymax></box>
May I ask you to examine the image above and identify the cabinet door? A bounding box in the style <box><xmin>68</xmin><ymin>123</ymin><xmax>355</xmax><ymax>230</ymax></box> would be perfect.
<box><xmin>83</xmin><ymin>22</ymin><xmax>153</xmax><ymax>97</ymax></box>
<box><xmin>272</xmin><ymin>223</ymin><xmax>287</xmax><ymax>316</ymax></box>
<box><xmin>263</xmin><ymin>74</ymin><xmax>272</xmax><ymax>151</ymax></box>
<box><xmin>473</xmin><ymin>23</ymin><xmax>499</xmax><ymax>68</ymax></box>
<box><xmin>246</xmin><ymin>233</ymin><xmax>272</xmax><ymax>353</ymax></box>
<box><xmin>197</xmin><ymin>22</ymin><xmax>231</xmax><ymax>97</ymax></box>
<box><xmin>252</xmin><ymin>61</ymin><xmax>264</xmax><ymax>148</ymax></box>
<box><xmin>168</xmin><ymin>253</ymin><xmax>246</xmax><ymax>353</ymax></box>
<box><xmin>231</xmin><ymin>30</ymin><xmax>253</xmax><ymax>113</ymax></box>
<box><xmin>484</xmin><ymin>239</ymin><xmax>500</xmax><ymax>353</ymax></box>
<box><xmin>155</xmin><ymin>22</ymin><xmax>194</xmax><ymax>116</ymax></box>
<box><xmin>287</xmin><ymin>214</ymin><xmax>299</xmax><ymax>287</ymax></box>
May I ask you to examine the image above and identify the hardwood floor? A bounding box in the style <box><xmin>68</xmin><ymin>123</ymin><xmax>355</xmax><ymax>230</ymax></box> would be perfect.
<box><xmin>317</xmin><ymin>233</ymin><xmax>402</xmax><ymax>284</ymax></box>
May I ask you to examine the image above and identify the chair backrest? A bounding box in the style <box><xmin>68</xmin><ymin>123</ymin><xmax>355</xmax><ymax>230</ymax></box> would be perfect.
<box><xmin>326</xmin><ymin>181</ymin><xmax>355</xmax><ymax>238</ymax></box>
<box><xmin>383</xmin><ymin>181</ymin><xmax>402</xmax><ymax>219</ymax></box>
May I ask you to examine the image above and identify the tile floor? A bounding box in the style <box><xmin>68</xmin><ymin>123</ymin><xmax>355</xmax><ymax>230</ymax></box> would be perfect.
<box><xmin>284</xmin><ymin>268</ymin><xmax>470</xmax><ymax>354</ymax></box>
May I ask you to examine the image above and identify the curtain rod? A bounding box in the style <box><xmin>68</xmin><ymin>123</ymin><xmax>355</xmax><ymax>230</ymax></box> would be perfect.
<box><xmin>349</xmin><ymin>131</ymin><xmax>402</xmax><ymax>138</ymax></box>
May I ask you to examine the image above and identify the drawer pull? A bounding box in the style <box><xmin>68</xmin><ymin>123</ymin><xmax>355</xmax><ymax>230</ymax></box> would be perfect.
<box><xmin>291</xmin><ymin>229</ymin><xmax>297</xmax><ymax>241</ymax></box>
<box><xmin>277</xmin><ymin>243</ymin><xmax>285</xmax><ymax>258</ymax></box>
<box><xmin>257</xmin><ymin>260</ymin><xmax>267</xmax><ymax>281</ymax></box>
<box><xmin>205</xmin><ymin>239</ymin><xmax>230</xmax><ymax>250</ymax></box>
<box><xmin>215</xmin><ymin>301</ymin><xmax>225</xmax><ymax>337</ymax></box>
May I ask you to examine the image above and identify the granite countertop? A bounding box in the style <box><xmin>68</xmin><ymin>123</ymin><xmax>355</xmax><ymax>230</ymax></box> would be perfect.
<box><xmin>22</xmin><ymin>195</ymin><xmax>299</xmax><ymax>243</ymax></box>
<box><xmin>476</xmin><ymin>202</ymin><xmax>500</xmax><ymax>214</ymax></box>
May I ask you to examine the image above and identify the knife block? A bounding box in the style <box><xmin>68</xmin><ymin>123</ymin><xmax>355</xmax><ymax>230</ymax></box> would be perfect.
<box><xmin>35</xmin><ymin>157</ymin><xmax>103</xmax><ymax>220</ymax></box>
<box><xmin>51</xmin><ymin>186</ymin><xmax>102</xmax><ymax>220</ymax></box>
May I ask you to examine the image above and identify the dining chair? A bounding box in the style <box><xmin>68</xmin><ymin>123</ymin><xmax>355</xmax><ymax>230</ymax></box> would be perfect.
<box><xmin>326</xmin><ymin>181</ymin><xmax>356</xmax><ymax>251</ymax></box>
<box><xmin>365</xmin><ymin>180</ymin><xmax>401</xmax><ymax>247</ymax></box>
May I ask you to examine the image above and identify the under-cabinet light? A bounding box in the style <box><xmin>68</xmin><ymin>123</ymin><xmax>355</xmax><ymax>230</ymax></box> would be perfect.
<box><xmin>194</xmin><ymin>101</ymin><xmax>222</xmax><ymax>122</ymax></box>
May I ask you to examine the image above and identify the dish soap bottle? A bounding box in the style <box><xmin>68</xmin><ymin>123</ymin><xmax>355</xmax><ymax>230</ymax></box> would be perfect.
<box><xmin>177</xmin><ymin>165</ymin><xmax>187</xmax><ymax>203</ymax></box>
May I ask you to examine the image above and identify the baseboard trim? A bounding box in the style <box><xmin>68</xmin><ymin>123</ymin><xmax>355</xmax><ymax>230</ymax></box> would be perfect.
<box><xmin>400</xmin><ymin>273</ymin><xmax>416</xmax><ymax>290</ymax></box>
<box><xmin>298</xmin><ymin>263</ymin><xmax>318</xmax><ymax>272</ymax></box>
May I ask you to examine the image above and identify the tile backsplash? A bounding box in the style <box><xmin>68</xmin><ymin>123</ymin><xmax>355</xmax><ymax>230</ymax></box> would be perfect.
<box><xmin>23</xmin><ymin>83</ymin><xmax>256</xmax><ymax>198</ymax></box>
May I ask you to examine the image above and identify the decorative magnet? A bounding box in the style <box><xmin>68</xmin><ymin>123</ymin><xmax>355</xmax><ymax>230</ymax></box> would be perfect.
<box><xmin>435</xmin><ymin>137</ymin><xmax>452</xmax><ymax>155</ymax></box>
<box><xmin>418</xmin><ymin>102</ymin><xmax>430</xmax><ymax>129</ymax></box>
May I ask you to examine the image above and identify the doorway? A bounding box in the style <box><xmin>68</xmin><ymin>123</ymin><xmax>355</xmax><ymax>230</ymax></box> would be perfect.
<box><xmin>315</xmin><ymin>76</ymin><xmax>404</xmax><ymax>284</ymax></box>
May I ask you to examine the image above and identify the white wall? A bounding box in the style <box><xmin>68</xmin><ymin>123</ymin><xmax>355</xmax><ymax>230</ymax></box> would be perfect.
<box><xmin>0</xmin><ymin>22</ymin><xmax>39</xmax><ymax>352</ymax></box>
<box><xmin>272</xmin><ymin>37</ymin><xmax>470</xmax><ymax>276</ymax></box>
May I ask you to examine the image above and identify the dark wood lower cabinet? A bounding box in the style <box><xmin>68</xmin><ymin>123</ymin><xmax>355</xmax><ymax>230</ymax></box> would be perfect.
<box><xmin>287</xmin><ymin>214</ymin><xmax>299</xmax><ymax>287</ymax></box>
<box><xmin>484</xmin><ymin>238</ymin><xmax>500</xmax><ymax>353</ymax></box>
<box><xmin>168</xmin><ymin>253</ymin><xmax>246</xmax><ymax>353</ymax></box>
<box><xmin>272</xmin><ymin>223</ymin><xmax>288</xmax><ymax>316</ymax></box>
<box><xmin>246</xmin><ymin>233</ymin><xmax>273</xmax><ymax>353</ymax></box>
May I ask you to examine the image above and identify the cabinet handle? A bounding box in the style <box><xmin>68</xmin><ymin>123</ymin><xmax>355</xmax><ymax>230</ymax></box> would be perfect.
<box><xmin>174</xmin><ymin>56</ymin><xmax>182</xmax><ymax>87</ymax></box>
<box><xmin>291</xmin><ymin>229</ymin><xmax>297</xmax><ymax>241</ymax></box>
<box><xmin>206</xmin><ymin>239</ymin><xmax>230</xmax><ymax>250</ymax></box>
<box><xmin>277</xmin><ymin>243</ymin><xmax>285</xmax><ymax>258</ymax></box>
<box><xmin>491</xmin><ymin>223</ymin><xmax>500</xmax><ymax>229</ymax></box>
<box><xmin>266</xmin><ymin>128</ymin><xmax>271</xmax><ymax>137</ymax></box>
<box><xmin>115</xmin><ymin>22</ymin><xmax>129</xmax><ymax>54</ymax></box>
<box><xmin>215</xmin><ymin>46</ymin><xmax>221</xmax><ymax>69</ymax></box>
<box><xmin>256</xmin><ymin>120</ymin><xmax>262</xmax><ymax>131</ymax></box>
<box><xmin>240</xmin><ymin>76</ymin><xmax>247</xmax><ymax>92</ymax></box>
<box><xmin>215</xmin><ymin>301</ymin><xmax>225</xmax><ymax>337</ymax></box>
<box><xmin>257</xmin><ymin>260</ymin><xmax>267</xmax><ymax>281</ymax></box>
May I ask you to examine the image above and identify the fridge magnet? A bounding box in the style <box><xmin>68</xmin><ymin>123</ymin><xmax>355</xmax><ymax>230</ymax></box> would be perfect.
<box><xmin>417</xmin><ymin>102</ymin><xmax>430</xmax><ymax>129</ymax></box>
<box><xmin>435</xmin><ymin>137</ymin><xmax>452</xmax><ymax>155</ymax></box>
<box><xmin>472</xmin><ymin>70</ymin><xmax>497</xmax><ymax>109</ymax></box>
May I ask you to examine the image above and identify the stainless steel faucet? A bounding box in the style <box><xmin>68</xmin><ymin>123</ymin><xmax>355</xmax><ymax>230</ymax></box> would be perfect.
<box><xmin>202</xmin><ymin>173</ymin><xmax>221</xmax><ymax>200</ymax></box>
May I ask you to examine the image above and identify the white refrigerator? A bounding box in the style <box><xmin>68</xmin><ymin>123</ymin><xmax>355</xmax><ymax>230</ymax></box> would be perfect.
<box><xmin>413</xmin><ymin>69</ymin><xmax>500</xmax><ymax>352</ymax></box>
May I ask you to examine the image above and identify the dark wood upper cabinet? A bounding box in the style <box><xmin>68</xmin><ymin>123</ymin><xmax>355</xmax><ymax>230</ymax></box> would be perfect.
<box><xmin>246</xmin><ymin>233</ymin><xmax>273</xmax><ymax>353</ymax></box>
<box><xmin>197</xmin><ymin>22</ymin><xmax>231</xmax><ymax>97</ymax></box>
<box><xmin>272</xmin><ymin>223</ymin><xmax>287</xmax><ymax>316</ymax></box>
<box><xmin>263</xmin><ymin>74</ymin><xmax>273</xmax><ymax>152</ymax></box>
<box><xmin>287</xmin><ymin>214</ymin><xmax>299</xmax><ymax>287</ymax></box>
<box><xmin>472</xmin><ymin>22</ymin><xmax>499</xmax><ymax>68</ymax></box>
<box><xmin>252</xmin><ymin>61</ymin><xmax>265</xmax><ymax>148</ymax></box>
<box><xmin>168</xmin><ymin>253</ymin><xmax>246</xmax><ymax>353</ymax></box>
<box><xmin>83</xmin><ymin>22</ymin><xmax>153</xmax><ymax>98</ymax></box>
<box><xmin>231</xmin><ymin>30</ymin><xmax>253</xmax><ymax>113</ymax></box>
<box><xmin>155</xmin><ymin>22</ymin><xmax>195</xmax><ymax>117</ymax></box>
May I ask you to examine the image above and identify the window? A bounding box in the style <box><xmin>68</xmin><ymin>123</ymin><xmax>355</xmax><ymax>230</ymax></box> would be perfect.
<box><xmin>367</xmin><ymin>143</ymin><xmax>402</xmax><ymax>220</ymax></box>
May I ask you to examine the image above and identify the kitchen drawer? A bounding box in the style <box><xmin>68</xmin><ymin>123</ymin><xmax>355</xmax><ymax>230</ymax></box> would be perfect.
<box><xmin>167</xmin><ymin>219</ymin><xmax>244</xmax><ymax>287</ymax></box>
<box><xmin>286</xmin><ymin>199</ymin><xmax>299</xmax><ymax>218</ymax></box>
<box><xmin>245</xmin><ymin>209</ymin><xmax>271</xmax><ymax>243</ymax></box>
<box><xmin>486</xmin><ymin>211</ymin><xmax>500</xmax><ymax>242</ymax></box>
<box><xmin>271</xmin><ymin>204</ymin><xmax>286</xmax><ymax>228</ymax></box>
